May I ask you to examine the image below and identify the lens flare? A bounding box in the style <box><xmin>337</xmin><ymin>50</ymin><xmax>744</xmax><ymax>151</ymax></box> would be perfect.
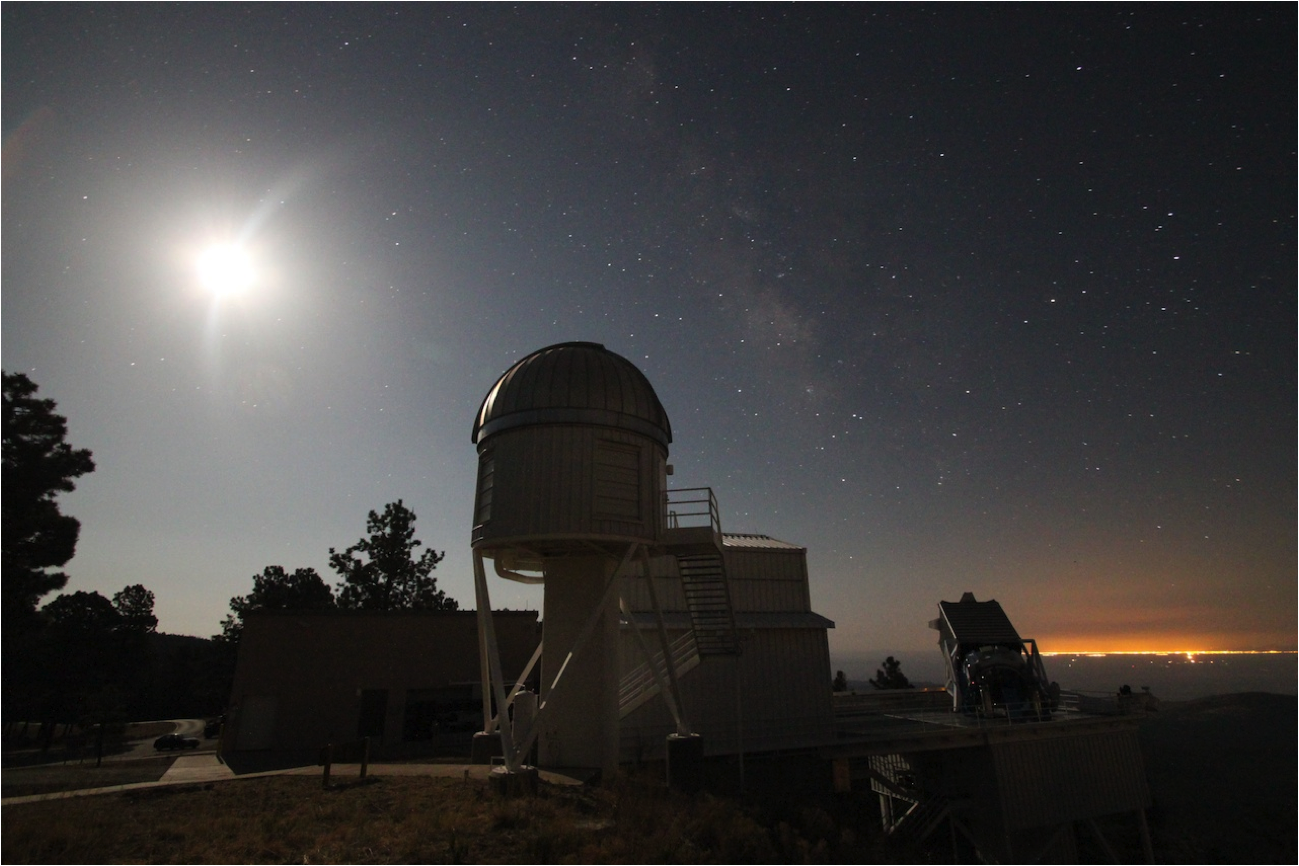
<box><xmin>196</xmin><ymin>243</ymin><xmax>255</xmax><ymax>296</ymax></box>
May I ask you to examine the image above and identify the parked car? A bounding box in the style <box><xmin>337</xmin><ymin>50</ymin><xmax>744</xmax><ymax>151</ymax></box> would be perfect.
<box><xmin>154</xmin><ymin>733</ymin><xmax>200</xmax><ymax>751</ymax></box>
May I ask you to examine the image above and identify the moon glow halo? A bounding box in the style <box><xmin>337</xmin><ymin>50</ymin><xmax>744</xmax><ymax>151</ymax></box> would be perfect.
<box><xmin>196</xmin><ymin>243</ymin><xmax>256</xmax><ymax>297</ymax></box>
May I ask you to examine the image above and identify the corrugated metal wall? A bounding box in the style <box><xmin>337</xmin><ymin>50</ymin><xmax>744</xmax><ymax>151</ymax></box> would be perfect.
<box><xmin>474</xmin><ymin>425</ymin><xmax>665</xmax><ymax>544</ymax></box>
<box><xmin>992</xmin><ymin>729</ymin><xmax>1151</xmax><ymax>829</ymax></box>
<box><xmin>619</xmin><ymin>625</ymin><xmax>834</xmax><ymax>759</ymax></box>
<box><xmin>617</xmin><ymin>540</ymin><xmax>834</xmax><ymax>758</ymax></box>
<box><xmin>619</xmin><ymin>548</ymin><xmax>812</xmax><ymax>613</ymax></box>
<box><xmin>620</xmin><ymin>556</ymin><xmax>686</xmax><ymax>609</ymax></box>
<box><xmin>723</xmin><ymin>548</ymin><xmax>810</xmax><ymax>612</ymax></box>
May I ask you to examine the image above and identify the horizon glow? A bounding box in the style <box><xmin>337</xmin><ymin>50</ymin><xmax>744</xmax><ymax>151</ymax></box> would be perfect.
<box><xmin>1040</xmin><ymin>650</ymin><xmax>1296</xmax><ymax>657</ymax></box>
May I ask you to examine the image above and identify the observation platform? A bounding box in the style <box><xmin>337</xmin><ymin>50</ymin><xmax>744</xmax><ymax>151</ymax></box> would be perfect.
<box><xmin>824</xmin><ymin>689</ymin><xmax>1146</xmax><ymax>760</ymax></box>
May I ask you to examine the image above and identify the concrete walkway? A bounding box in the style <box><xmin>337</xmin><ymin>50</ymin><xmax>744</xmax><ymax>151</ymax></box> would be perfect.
<box><xmin>3</xmin><ymin>755</ymin><xmax>583</xmax><ymax>806</ymax></box>
<box><xmin>159</xmin><ymin>753</ymin><xmax>237</xmax><ymax>783</ymax></box>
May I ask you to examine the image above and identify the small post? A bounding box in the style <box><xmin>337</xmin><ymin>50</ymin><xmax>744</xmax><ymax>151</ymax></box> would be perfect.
<box><xmin>322</xmin><ymin>743</ymin><xmax>333</xmax><ymax>789</ymax></box>
<box><xmin>832</xmin><ymin>757</ymin><xmax>851</xmax><ymax>794</ymax></box>
<box><xmin>734</xmin><ymin>655</ymin><xmax>744</xmax><ymax>794</ymax></box>
<box><xmin>360</xmin><ymin>736</ymin><xmax>370</xmax><ymax>779</ymax></box>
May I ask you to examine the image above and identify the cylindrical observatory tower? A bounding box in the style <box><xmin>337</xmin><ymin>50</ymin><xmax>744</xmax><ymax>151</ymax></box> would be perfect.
<box><xmin>471</xmin><ymin>342</ymin><xmax>671</xmax><ymax>775</ymax></box>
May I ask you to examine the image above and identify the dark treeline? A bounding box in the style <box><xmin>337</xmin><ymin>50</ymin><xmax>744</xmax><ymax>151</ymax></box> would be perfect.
<box><xmin>2</xmin><ymin>372</ymin><xmax>227</xmax><ymax>748</ymax></box>
<box><xmin>214</xmin><ymin>499</ymin><xmax>458</xmax><ymax>649</ymax></box>
<box><xmin>5</xmin><ymin>597</ymin><xmax>229</xmax><ymax>748</ymax></box>
<box><xmin>3</xmin><ymin>372</ymin><xmax>457</xmax><ymax>750</ymax></box>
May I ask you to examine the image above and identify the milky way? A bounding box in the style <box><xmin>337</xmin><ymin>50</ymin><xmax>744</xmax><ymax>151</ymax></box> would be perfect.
<box><xmin>3</xmin><ymin>6</ymin><xmax>1293</xmax><ymax>658</ymax></box>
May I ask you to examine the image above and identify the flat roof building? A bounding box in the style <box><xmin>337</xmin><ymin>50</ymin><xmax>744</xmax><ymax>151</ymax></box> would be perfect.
<box><xmin>222</xmin><ymin>609</ymin><xmax>539</xmax><ymax>759</ymax></box>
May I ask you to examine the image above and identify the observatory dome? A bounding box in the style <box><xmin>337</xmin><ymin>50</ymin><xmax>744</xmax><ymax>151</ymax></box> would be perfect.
<box><xmin>472</xmin><ymin>342</ymin><xmax>672</xmax><ymax>449</ymax></box>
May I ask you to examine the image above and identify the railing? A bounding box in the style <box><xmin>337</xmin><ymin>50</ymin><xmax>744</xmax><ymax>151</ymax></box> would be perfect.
<box><xmin>664</xmin><ymin>487</ymin><xmax>721</xmax><ymax>533</ymax></box>
<box><xmin>618</xmin><ymin>630</ymin><xmax>700</xmax><ymax>716</ymax></box>
<box><xmin>1060</xmin><ymin>688</ymin><xmax>1158</xmax><ymax>716</ymax></box>
<box><xmin>831</xmin><ymin>688</ymin><xmax>1102</xmax><ymax>734</ymax></box>
<box><xmin>621</xmin><ymin>713</ymin><xmax>838</xmax><ymax>760</ymax></box>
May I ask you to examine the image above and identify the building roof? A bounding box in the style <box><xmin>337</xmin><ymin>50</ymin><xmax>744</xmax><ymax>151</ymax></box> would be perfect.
<box><xmin>243</xmin><ymin>609</ymin><xmax>539</xmax><ymax>620</ymax></box>
<box><xmin>936</xmin><ymin>594</ymin><xmax>1022</xmax><ymax>645</ymax></box>
<box><xmin>472</xmin><ymin>342</ymin><xmax>672</xmax><ymax>448</ymax></box>
<box><xmin>722</xmin><ymin>533</ymin><xmax>805</xmax><ymax>551</ymax></box>
<box><xmin>624</xmin><ymin>611</ymin><xmax>834</xmax><ymax>630</ymax></box>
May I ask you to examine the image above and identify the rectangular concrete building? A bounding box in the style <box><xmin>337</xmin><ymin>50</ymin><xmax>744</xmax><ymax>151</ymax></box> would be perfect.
<box><xmin>223</xmin><ymin>609</ymin><xmax>539</xmax><ymax>758</ymax></box>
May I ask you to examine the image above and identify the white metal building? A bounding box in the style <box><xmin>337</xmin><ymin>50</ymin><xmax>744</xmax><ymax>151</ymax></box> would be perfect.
<box><xmin>468</xmin><ymin>342</ymin><xmax>837</xmax><ymax>774</ymax></box>
<box><xmin>619</xmin><ymin>533</ymin><xmax>836</xmax><ymax>761</ymax></box>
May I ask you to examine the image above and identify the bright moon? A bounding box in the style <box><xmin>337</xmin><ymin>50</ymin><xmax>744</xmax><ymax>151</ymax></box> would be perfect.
<box><xmin>196</xmin><ymin>243</ymin><xmax>255</xmax><ymax>296</ymax></box>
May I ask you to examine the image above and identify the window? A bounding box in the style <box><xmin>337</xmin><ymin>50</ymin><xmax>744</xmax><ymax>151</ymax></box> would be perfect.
<box><xmin>475</xmin><ymin>454</ymin><xmax>494</xmax><ymax>525</ymax></box>
<box><xmin>403</xmin><ymin>685</ymin><xmax>479</xmax><ymax>741</ymax></box>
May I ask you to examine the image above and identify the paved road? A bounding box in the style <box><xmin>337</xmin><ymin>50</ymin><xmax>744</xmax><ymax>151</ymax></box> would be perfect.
<box><xmin>126</xmin><ymin>718</ymin><xmax>217</xmax><ymax>760</ymax></box>
<box><xmin>6</xmin><ymin>719</ymin><xmax>217</xmax><ymax>766</ymax></box>
<box><xmin>99</xmin><ymin>719</ymin><xmax>202</xmax><ymax>761</ymax></box>
<box><xmin>172</xmin><ymin>718</ymin><xmax>205</xmax><ymax>738</ymax></box>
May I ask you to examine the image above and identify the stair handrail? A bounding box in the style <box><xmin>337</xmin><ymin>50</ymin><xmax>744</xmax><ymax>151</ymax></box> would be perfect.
<box><xmin>664</xmin><ymin>487</ymin><xmax>722</xmax><ymax>542</ymax></box>
<box><xmin>618</xmin><ymin>630</ymin><xmax>699</xmax><ymax>711</ymax></box>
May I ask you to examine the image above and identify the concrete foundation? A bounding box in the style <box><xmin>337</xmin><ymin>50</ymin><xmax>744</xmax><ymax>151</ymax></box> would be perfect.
<box><xmin>490</xmin><ymin>765</ymin><xmax>539</xmax><ymax>797</ymax></box>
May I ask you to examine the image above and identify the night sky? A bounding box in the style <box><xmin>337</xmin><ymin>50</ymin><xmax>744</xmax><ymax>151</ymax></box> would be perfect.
<box><xmin>4</xmin><ymin>6</ymin><xmax>1294</xmax><ymax>659</ymax></box>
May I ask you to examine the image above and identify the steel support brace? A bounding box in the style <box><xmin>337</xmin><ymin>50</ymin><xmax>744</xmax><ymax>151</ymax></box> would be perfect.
<box><xmin>473</xmin><ymin>550</ymin><xmax>518</xmax><ymax>771</ymax></box>
<box><xmin>510</xmin><ymin>543</ymin><xmax>641</xmax><ymax>762</ymax></box>
<box><xmin>1083</xmin><ymin>818</ymin><xmax>1121</xmax><ymax>863</ymax></box>
<box><xmin>620</xmin><ymin>595</ymin><xmax>685</xmax><ymax>732</ymax></box>
<box><xmin>506</xmin><ymin>642</ymin><xmax>544</xmax><ymax>709</ymax></box>
<box><xmin>642</xmin><ymin>545</ymin><xmax>690</xmax><ymax>734</ymax></box>
<box><xmin>476</xmin><ymin>564</ymin><xmax>493</xmax><ymax>734</ymax></box>
<box><xmin>1027</xmin><ymin>822</ymin><xmax>1074</xmax><ymax>863</ymax></box>
<box><xmin>487</xmin><ymin>640</ymin><xmax>545</xmax><ymax>732</ymax></box>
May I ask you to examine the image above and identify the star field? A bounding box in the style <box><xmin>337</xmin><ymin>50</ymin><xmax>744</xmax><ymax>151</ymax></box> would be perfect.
<box><xmin>3</xmin><ymin>6</ymin><xmax>1294</xmax><ymax>656</ymax></box>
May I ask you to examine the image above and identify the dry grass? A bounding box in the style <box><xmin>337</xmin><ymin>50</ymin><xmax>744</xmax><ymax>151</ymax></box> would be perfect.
<box><xmin>2</xmin><ymin>757</ymin><xmax>176</xmax><ymax>798</ymax></box>
<box><xmin>2</xmin><ymin>773</ymin><xmax>916</xmax><ymax>864</ymax></box>
<box><xmin>7</xmin><ymin>693</ymin><xmax>1292</xmax><ymax>863</ymax></box>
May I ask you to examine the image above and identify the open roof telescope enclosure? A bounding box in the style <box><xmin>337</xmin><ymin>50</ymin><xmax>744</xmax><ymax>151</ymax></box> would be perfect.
<box><xmin>930</xmin><ymin>592</ymin><xmax>1059</xmax><ymax>721</ymax></box>
<box><xmin>468</xmin><ymin>342</ymin><xmax>737</xmax><ymax>778</ymax></box>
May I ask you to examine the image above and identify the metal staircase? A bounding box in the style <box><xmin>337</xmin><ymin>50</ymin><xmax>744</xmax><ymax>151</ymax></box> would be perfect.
<box><xmin>676</xmin><ymin>553</ymin><xmax>739</xmax><ymax>655</ymax></box>
<box><xmin>617</xmin><ymin>487</ymin><xmax>740</xmax><ymax>719</ymax></box>
<box><xmin>618</xmin><ymin>630</ymin><xmax>700</xmax><ymax>718</ymax></box>
<box><xmin>894</xmin><ymin>795</ymin><xmax>953</xmax><ymax>843</ymax></box>
<box><xmin>661</xmin><ymin>487</ymin><xmax>739</xmax><ymax>657</ymax></box>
